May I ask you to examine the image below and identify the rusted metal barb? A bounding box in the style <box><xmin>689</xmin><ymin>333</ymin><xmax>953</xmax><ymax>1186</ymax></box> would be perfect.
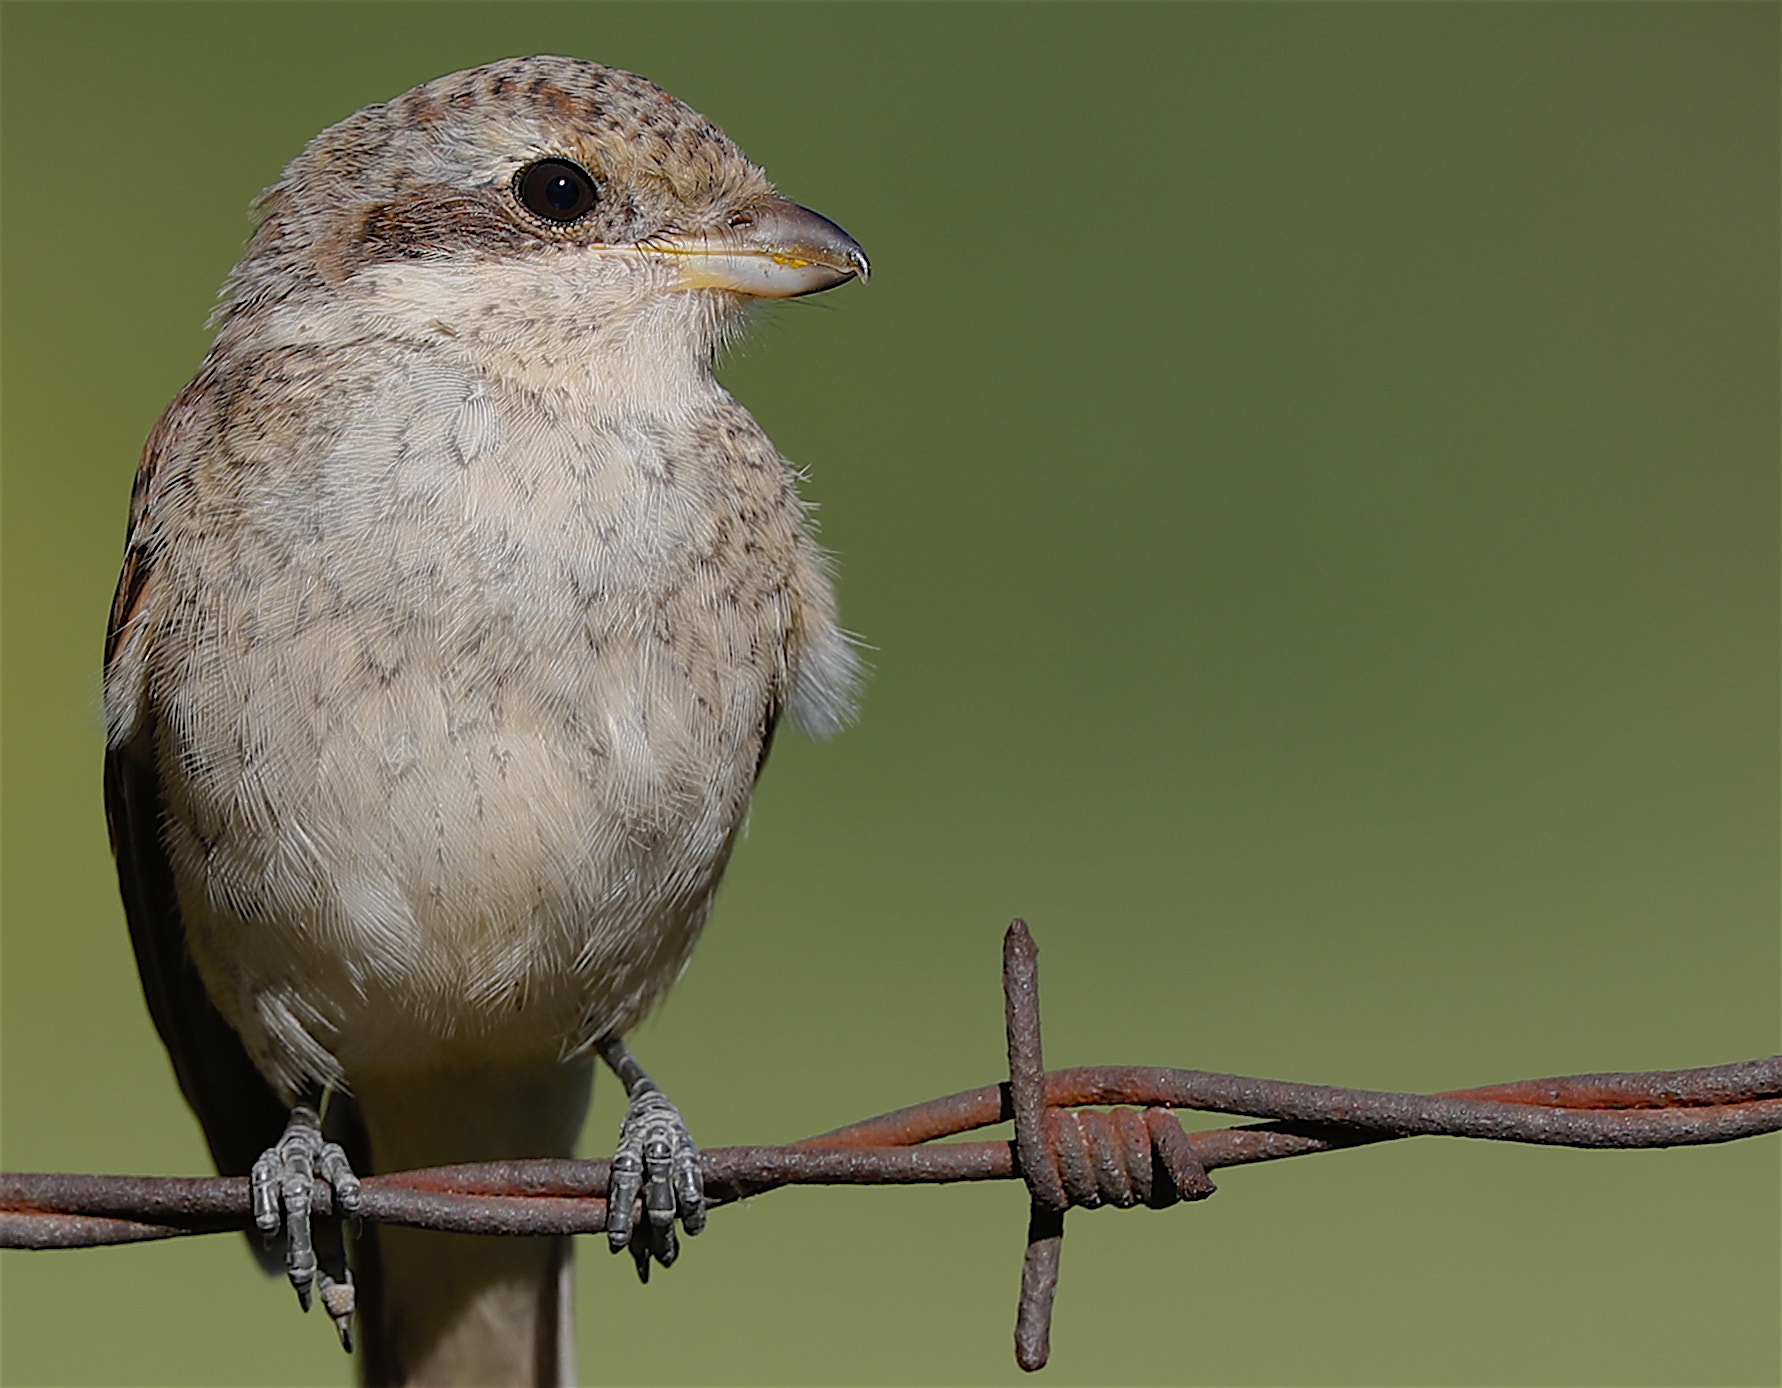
<box><xmin>1000</xmin><ymin>922</ymin><xmax>1217</xmax><ymax>1370</ymax></box>
<box><xmin>1006</xmin><ymin>920</ymin><xmax>1064</xmax><ymax>1371</ymax></box>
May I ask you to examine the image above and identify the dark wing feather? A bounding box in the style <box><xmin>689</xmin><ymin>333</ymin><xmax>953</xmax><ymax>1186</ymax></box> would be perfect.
<box><xmin>753</xmin><ymin>702</ymin><xmax>782</xmax><ymax>784</ymax></box>
<box><xmin>105</xmin><ymin>738</ymin><xmax>289</xmax><ymax>1180</ymax></box>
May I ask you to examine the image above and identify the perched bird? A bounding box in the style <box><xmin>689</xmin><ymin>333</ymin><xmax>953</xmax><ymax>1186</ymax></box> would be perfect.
<box><xmin>104</xmin><ymin>56</ymin><xmax>865</xmax><ymax>1386</ymax></box>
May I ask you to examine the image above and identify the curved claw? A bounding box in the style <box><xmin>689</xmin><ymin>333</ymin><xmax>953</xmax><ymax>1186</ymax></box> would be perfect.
<box><xmin>674</xmin><ymin>1147</ymin><xmax>706</xmax><ymax>1237</ymax></box>
<box><xmin>605</xmin><ymin>1144</ymin><xmax>645</xmax><ymax>1252</ymax></box>
<box><xmin>318</xmin><ymin>1271</ymin><xmax>356</xmax><ymax>1350</ymax></box>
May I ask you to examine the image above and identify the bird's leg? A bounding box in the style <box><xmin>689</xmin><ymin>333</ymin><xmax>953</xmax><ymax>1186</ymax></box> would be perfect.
<box><xmin>595</xmin><ymin>1036</ymin><xmax>705</xmax><ymax>1280</ymax></box>
<box><xmin>250</xmin><ymin>1102</ymin><xmax>361</xmax><ymax>1347</ymax></box>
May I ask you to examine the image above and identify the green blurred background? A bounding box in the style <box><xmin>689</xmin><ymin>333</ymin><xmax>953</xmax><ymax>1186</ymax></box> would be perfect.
<box><xmin>2</xmin><ymin>3</ymin><xmax>1776</xmax><ymax>1384</ymax></box>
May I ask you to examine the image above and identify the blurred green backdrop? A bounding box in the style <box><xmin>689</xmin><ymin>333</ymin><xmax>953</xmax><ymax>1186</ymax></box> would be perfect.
<box><xmin>2</xmin><ymin>3</ymin><xmax>1776</xmax><ymax>1385</ymax></box>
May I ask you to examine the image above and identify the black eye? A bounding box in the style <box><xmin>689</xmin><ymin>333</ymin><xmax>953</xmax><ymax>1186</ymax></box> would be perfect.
<box><xmin>515</xmin><ymin>159</ymin><xmax>598</xmax><ymax>224</ymax></box>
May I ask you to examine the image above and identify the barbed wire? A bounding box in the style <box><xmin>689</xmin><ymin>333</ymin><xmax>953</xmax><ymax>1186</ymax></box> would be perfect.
<box><xmin>4</xmin><ymin>921</ymin><xmax>1778</xmax><ymax>1370</ymax></box>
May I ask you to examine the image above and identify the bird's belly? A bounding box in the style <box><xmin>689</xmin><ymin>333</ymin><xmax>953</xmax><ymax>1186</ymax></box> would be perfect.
<box><xmin>165</xmin><ymin>603</ymin><xmax>769</xmax><ymax>1093</ymax></box>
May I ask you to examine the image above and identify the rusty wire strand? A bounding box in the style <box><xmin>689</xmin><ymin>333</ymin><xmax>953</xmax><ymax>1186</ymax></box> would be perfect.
<box><xmin>3</xmin><ymin>921</ymin><xmax>1779</xmax><ymax>1371</ymax></box>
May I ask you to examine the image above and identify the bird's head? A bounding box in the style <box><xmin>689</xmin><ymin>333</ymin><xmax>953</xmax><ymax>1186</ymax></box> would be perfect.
<box><xmin>221</xmin><ymin>56</ymin><xmax>867</xmax><ymax>376</ymax></box>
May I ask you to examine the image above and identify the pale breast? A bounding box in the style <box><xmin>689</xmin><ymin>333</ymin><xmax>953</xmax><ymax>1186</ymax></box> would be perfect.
<box><xmin>126</xmin><ymin>342</ymin><xmax>825</xmax><ymax>1092</ymax></box>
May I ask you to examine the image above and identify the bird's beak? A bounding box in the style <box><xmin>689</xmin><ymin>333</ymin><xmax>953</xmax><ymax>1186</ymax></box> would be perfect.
<box><xmin>650</xmin><ymin>197</ymin><xmax>870</xmax><ymax>299</ymax></box>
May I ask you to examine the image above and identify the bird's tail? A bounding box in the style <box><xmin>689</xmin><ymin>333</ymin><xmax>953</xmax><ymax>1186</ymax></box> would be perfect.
<box><xmin>356</xmin><ymin>1225</ymin><xmax>574</xmax><ymax>1387</ymax></box>
<box><xmin>350</xmin><ymin>1060</ymin><xmax>593</xmax><ymax>1387</ymax></box>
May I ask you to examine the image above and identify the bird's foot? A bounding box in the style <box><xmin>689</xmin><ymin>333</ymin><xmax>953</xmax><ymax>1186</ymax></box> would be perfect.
<box><xmin>250</xmin><ymin>1104</ymin><xmax>361</xmax><ymax>1348</ymax></box>
<box><xmin>597</xmin><ymin>1039</ymin><xmax>705</xmax><ymax>1281</ymax></box>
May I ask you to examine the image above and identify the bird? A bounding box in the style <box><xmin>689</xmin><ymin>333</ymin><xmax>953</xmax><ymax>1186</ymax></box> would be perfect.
<box><xmin>103</xmin><ymin>55</ymin><xmax>866</xmax><ymax>1386</ymax></box>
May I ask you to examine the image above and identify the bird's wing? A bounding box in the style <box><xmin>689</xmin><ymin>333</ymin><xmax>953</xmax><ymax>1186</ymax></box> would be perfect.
<box><xmin>104</xmin><ymin>373</ymin><xmax>290</xmax><ymax>1184</ymax></box>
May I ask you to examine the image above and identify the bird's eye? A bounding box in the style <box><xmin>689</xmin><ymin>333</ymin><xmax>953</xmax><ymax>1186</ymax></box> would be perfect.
<box><xmin>515</xmin><ymin>159</ymin><xmax>599</xmax><ymax>224</ymax></box>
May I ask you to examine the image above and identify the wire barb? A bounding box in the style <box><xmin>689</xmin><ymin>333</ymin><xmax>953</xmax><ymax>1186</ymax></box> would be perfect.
<box><xmin>1004</xmin><ymin>920</ymin><xmax>1064</xmax><ymax>1370</ymax></box>
<box><xmin>1001</xmin><ymin>921</ymin><xmax>1219</xmax><ymax>1369</ymax></box>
